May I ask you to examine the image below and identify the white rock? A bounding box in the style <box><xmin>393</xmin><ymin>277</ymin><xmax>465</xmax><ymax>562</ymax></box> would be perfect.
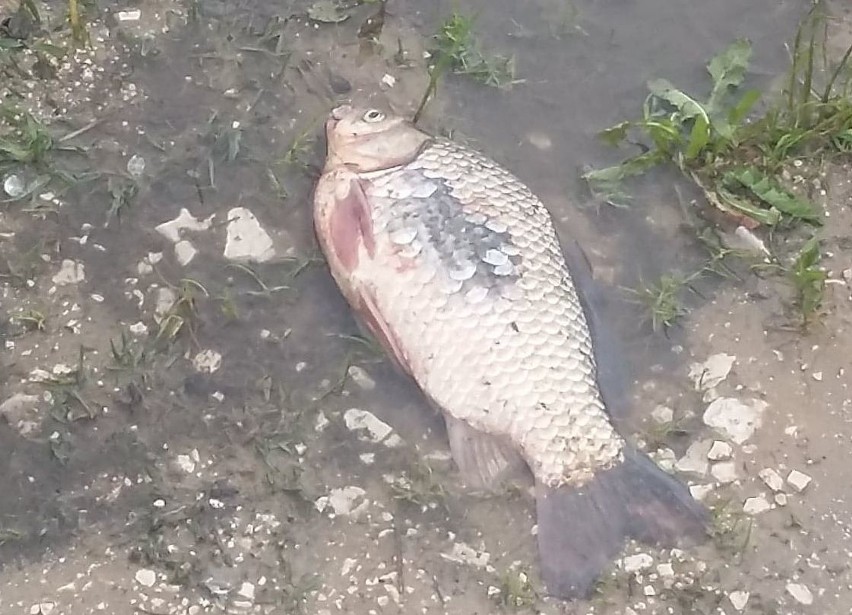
<box><xmin>653</xmin><ymin>447</ymin><xmax>677</xmax><ymax>473</ymax></box>
<box><xmin>224</xmin><ymin>208</ymin><xmax>275</xmax><ymax>263</ymax></box>
<box><xmin>174</xmin><ymin>240</ymin><xmax>197</xmax><ymax>266</ymax></box>
<box><xmin>689</xmin><ymin>484</ymin><xmax>714</xmax><ymax>501</ymax></box>
<box><xmin>237</xmin><ymin>582</ymin><xmax>255</xmax><ymax>601</ymax></box>
<box><xmin>344</xmin><ymin>408</ymin><xmax>393</xmax><ymax>444</ymax></box>
<box><xmin>707</xmin><ymin>440</ymin><xmax>733</xmax><ymax>460</ymax></box>
<box><xmin>137</xmin><ymin>252</ymin><xmax>163</xmax><ymax>276</ymax></box>
<box><xmin>135</xmin><ymin>568</ymin><xmax>156</xmax><ymax>587</ymax></box>
<box><xmin>52</xmin><ymin>259</ymin><xmax>85</xmax><ymax>285</ymax></box>
<box><xmin>154</xmin><ymin>287</ymin><xmax>177</xmax><ymax>321</ymax></box>
<box><xmin>0</xmin><ymin>393</ymin><xmax>40</xmax><ymax>427</ymax></box>
<box><xmin>675</xmin><ymin>440</ymin><xmax>712</xmax><ymax>476</ymax></box>
<box><xmin>117</xmin><ymin>9</ymin><xmax>142</xmax><ymax>21</ymax></box>
<box><xmin>192</xmin><ymin>349</ymin><xmax>222</xmax><ymax>373</ymax></box>
<box><xmin>175</xmin><ymin>454</ymin><xmax>196</xmax><ymax>474</ymax></box>
<box><xmin>315</xmin><ymin>486</ymin><xmax>369</xmax><ymax>518</ymax></box>
<box><xmin>689</xmin><ymin>353</ymin><xmax>736</xmax><ymax>390</ymax></box>
<box><xmin>786</xmin><ymin>582</ymin><xmax>813</xmax><ymax>605</ymax></box>
<box><xmin>787</xmin><ymin>470</ymin><xmax>812</xmax><ymax>492</ymax></box>
<box><xmin>643</xmin><ymin>585</ymin><xmax>656</xmax><ymax>596</ymax></box>
<box><xmin>347</xmin><ymin>365</ymin><xmax>376</xmax><ymax>390</ymax></box>
<box><xmin>729</xmin><ymin>590</ymin><xmax>749</xmax><ymax>611</ymax></box>
<box><xmin>656</xmin><ymin>563</ymin><xmax>674</xmax><ymax>578</ymax></box>
<box><xmin>758</xmin><ymin>468</ymin><xmax>784</xmax><ymax>492</ymax></box>
<box><xmin>743</xmin><ymin>496</ymin><xmax>770</xmax><ymax>515</ymax></box>
<box><xmin>527</xmin><ymin>132</ymin><xmax>553</xmax><ymax>151</ymax></box>
<box><xmin>38</xmin><ymin>603</ymin><xmax>55</xmax><ymax>615</ymax></box>
<box><xmin>622</xmin><ymin>553</ymin><xmax>654</xmax><ymax>573</ymax></box>
<box><xmin>775</xmin><ymin>493</ymin><xmax>788</xmax><ymax>506</ymax></box>
<box><xmin>440</xmin><ymin>542</ymin><xmax>490</xmax><ymax>568</ymax></box>
<box><xmin>703</xmin><ymin>397</ymin><xmax>766</xmax><ymax>444</ymax></box>
<box><xmin>650</xmin><ymin>405</ymin><xmax>674</xmax><ymax>424</ymax></box>
<box><xmin>129</xmin><ymin>322</ymin><xmax>148</xmax><ymax>335</ymax></box>
<box><xmin>711</xmin><ymin>461</ymin><xmax>738</xmax><ymax>484</ymax></box>
<box><xmin>155</xmin><ymin>208</ymin><xmax>213</xmax><ymax>243</ymax></box>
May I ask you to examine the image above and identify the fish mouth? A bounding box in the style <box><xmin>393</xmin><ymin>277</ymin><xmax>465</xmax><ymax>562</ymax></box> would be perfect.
<box><xmin>326</xmin><ymin>104</ymin><xmax>353</xmax><ymax>137</ymax></box>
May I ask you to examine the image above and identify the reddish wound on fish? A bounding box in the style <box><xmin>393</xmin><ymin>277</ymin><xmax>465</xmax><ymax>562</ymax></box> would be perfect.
<box><xmin>329</xmin><ymin>178</ymin><xmax>375</xmax><ymax>271</ymax></box>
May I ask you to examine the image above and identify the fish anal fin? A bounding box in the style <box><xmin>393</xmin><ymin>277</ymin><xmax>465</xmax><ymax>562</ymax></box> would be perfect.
<box><xmin>444</xmin><ymin>414</ymin><xmax>528</xmax><ymax>491</ymax></box>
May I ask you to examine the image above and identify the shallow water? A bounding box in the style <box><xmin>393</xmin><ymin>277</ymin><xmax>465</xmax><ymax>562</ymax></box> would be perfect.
<box><xmin>4</xmin><ymin>0</ymin><xmax>851</xmax><ymax>613</ymax></box>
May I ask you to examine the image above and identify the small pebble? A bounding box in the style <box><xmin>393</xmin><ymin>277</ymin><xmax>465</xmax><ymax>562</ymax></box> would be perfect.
<box><xmin>729</xmin><ymin>590</ymin><xmax>749</xmax><ymax>611</ymax></box>
<box><xmin>135</xmin><ymin>568</ymin><xmax>156</xmax><ymax>587</ymax></box>
<box><xmin>743</xmin><ymin>496</ymin><xmax>771</xmax><ymax>515</ymax></box>
<box><xmin>758</xmin><ymin>468</ymin><xmax>784</xmax><ymax>492</ymax></box>
<box><xmin>787</xmin><ymin>470</ymin><xmax>812</xmax><ymax>492</ymax></box>
<box><xmin>786</xmin><ymin>582</ymin><xmax>813</xmax><ymax>605</ymax></box>
<box><xmin>707</xmin><ymin>440</ymin><xmax>732</xmax><ymax>460</ymax></box>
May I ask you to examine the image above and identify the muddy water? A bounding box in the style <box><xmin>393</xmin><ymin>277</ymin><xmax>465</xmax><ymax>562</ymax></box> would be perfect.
<box><xmin>1</xmin><ymin>0</ymin><xmax>843</xmax><ymax>613</ymax></box>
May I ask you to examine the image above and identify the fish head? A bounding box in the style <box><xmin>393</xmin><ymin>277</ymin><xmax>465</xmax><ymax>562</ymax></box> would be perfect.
<box><xmin>324</xmin><ymin>105</ymin><xmax>429</xmax><ymax>172</ymax></box>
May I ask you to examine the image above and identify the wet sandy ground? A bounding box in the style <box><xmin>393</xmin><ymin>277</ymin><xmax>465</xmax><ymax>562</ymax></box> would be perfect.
<box><xmin>2</xmin><ymin>0</ymin><xmax>852</xmax><ymax>613</ymax></box>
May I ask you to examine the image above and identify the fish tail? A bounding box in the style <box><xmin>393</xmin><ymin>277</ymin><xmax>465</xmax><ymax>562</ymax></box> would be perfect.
<box><xmin>534</xmin><ymin>445</ymin><xmax>709</xmax><ymax>599</ymax></box>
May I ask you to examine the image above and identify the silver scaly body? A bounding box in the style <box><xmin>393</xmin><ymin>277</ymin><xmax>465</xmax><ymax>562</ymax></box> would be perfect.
<box><xmin>356</xmin><ymin>138</ymin><xmax>623</xmax><ymax>487</ymax></box>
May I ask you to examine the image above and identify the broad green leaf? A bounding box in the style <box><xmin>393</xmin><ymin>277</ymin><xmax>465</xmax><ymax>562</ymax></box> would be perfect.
<box><xmin>643</xmin><ymin>118</ymin><xmax>681</xmax><ymax>151</ymax></box>
<box><xmin>728</xmin><ymin>89</ymin><xmax>762</xmax><ymax>128</ymax></box>
<box><xmin>715</xmin><ymin>186</ymin><xmax>782</xmax><ymax>226</ymax></box>
<box><xmin>647</xmin><ymin>79</ymin><xmax>709</xmax><ymax>123</ymax></box>
<box><xmin>685</xmin><ymin>114</ymin><xmax>710</xmax><ymax>160</ymax></box>
<box><xmin>725</xmin><ymin>167</ymin><xmax>821</xmax><ymax>224</ymax></box>
<box><xmin>707</xmin><ymin>39</ymin><xmax>752</xmax><ymax>115</ymax></box>
<box><xmin>598</xmin><ymin>121</ymin><xmax>631</xmax><ymax>147</ymax></box>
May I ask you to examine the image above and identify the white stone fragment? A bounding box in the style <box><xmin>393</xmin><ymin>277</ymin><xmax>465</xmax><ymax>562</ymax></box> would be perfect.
<box><xmin>347</xmin><ymin>365</ymin><xmax>376</xmax><ymax>390</ymax></box>
<box><xmin>786</xmin><ymin>582</ymin><xmax>813</xmax><ymax>605</ymax></box>
<box><xmin>192</xmin><ymin>349</ymin><xmax>222</xmax><ymax>373</ymax></box>
<box><xmin>52</xmin><ymin>259</ymin><xmax>85</xmax><ymax>285</ymax></box>
<box><xmin>237</xmin><ymin>582</ymin><xmax>255</xmax><ymax>601</ymax></box>
<box><xmin>689</xmin><ymin>353</ymin><xmax>736</xmax><ymax>390</ymax></box>
<box><xmin>175</xmin><ymin>454</ymin><xmax>195</xmax><ymax>474</ymax></box>
<box><xmin>174</xmin><ymin>240</ymin><xmax>197</xmax><ymax>266</ymax></box>
<box><xmin>743</xmin><ymin>496</ymin><xmax>771</xmax><ymax>515</ymax></box>
<box><xmin>787</xmin><ymin>470</ymin><xmax>812</xmax><ymax>492</ymax></box>
<box><xmin>135</xmin><ymin>569</ymin><xmax>156</xmax><ymax>587</ymax></box>
<box><xmin>707</xmin><ymin>440</ymin><xmax>733</xmax><ymax>460</ymax></box>
<box><xmin>675</xmin><ymin>440</ymin><xmax>712</xmax><ymax>476</ymax></box>
<box><xmin>650</xmin><ymin>405</ymin><xmax>674</xmax><ymax>424</ymax></box>
<box><xmin>315</xmin><ymin>486</ymin><xmax>369</xmax><ymax>518</ymax></box>
<box><xmin>154</xmin><ymin>287</ymin><xmax>177</xmax><ymax>321</ymax></box>
<box><xmin>622</xmin><ymin>553</ymin><xmax>654</xmax><ymax>573</ymax></box>
<box><xmin>155</xmin><ymin>208</ymin><xmax>213</xmax><ymax>243</ymax></box>
<box><xmin>440</xmin><ymin>542</ymin><xmax>490</xmax><ymax>568</ymax></box>
<box><xmin>656</xmin><ymin>563</ymin><xmax>674</xmax><ymax>578</ymax></box>
<box><xmin>689</xmin><ymin>484</ymin><xmax>714</xmax><ymax>501</ymax></box>
<box><xmin>711</xmin><ymin>461</ymin><xmax>738</xmax><ymax>484</ymax></box>
<box><xmin>729</xmin><ymin>590</ymin><xmax>749</xmax><ymax>611</ymax></box>
<box><xmin>224</xmin><ymin>207</ymin><xmax>275</xmax><ymax>263</ymax></box>
<box><xmin>703</xmin><ymin>397</ymin><xmax>766</xmax><ymax>444</ymax></box>
<box><xmin>117</xmin><ymin>9</ymin><xmax>142</xmax><ymax>21</ymax></box>
<box><xmin>344</xmin><ymin>408</ymin><xmax>393</xmax><ymax>444</ymax></box>
<box><xmin>758</xmin><ymin>468</ymin><xmax>784</xmax><ymax>492</ymax></box>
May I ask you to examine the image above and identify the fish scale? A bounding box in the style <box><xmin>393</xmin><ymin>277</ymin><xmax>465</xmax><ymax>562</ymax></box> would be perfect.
<box><xmin>358</xmin><ymin>138</ymin><xmax>624</xmax><ymax>487</ymax></box>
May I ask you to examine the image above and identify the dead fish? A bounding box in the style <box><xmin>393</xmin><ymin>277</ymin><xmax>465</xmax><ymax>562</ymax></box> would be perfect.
<box><xmin>312</xmin><ymin>105</ymin><xmax>708</xmax><ymax>599</ymax></box>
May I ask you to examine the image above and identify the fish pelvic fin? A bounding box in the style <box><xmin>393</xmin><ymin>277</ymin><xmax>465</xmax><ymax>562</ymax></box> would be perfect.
<box><xmin>534</xmin><ymin>445</ymin><xmax>709</xmax><ymax>599</ymax></box>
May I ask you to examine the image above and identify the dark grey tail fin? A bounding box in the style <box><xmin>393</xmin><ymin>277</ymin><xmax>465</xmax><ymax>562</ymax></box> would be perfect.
<box><xmin>534</xmin><ymin>446</ymin><xmax>708</xmax><ymax>599</ymax></box>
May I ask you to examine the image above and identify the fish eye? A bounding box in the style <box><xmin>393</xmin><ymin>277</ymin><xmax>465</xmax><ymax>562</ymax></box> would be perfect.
<box><xmin>363</xmin><ymin>109</ymin><xmax>385</xmax><ymax>123</ymax></box>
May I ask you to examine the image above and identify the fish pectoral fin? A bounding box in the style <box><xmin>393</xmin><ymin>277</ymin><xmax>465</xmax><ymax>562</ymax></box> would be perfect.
<box><xmin>444</xmin><ymin>414</ymin><xmax>529</xmax><ymax>492</ymax></box>
<box><xmin>328</xmin><ymin>177</ymin><xmax>375</xmax><ymax>272</ymax></box>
